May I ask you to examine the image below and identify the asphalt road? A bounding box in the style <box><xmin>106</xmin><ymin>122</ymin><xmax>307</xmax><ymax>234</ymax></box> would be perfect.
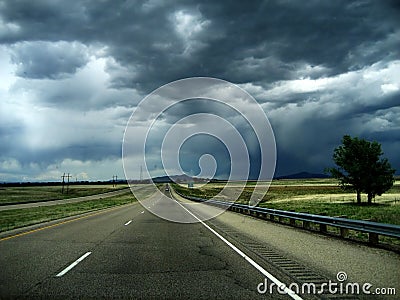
<box><xmin>1</xmin><ymin>189</ymin><xmax>398</xmax><ymax>299</ymax></box>
<box><xmin>0</xmin><ymin>191</ymin><xmax>290</xmax><ymax>299</ymax></box>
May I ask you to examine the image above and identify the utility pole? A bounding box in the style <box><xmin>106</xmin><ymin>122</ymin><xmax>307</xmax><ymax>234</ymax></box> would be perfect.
<box><xmin>112</xmin><ymin>175</ymin><xmax>118</xmax><ymax>187</ymax></box>
<box><xmin>140</xmin><ymin>165</ymin><xmax>143</xmax><ymax>182</ymax></box>
<box><xmin>61</xmin><ymin>173</ymin><xmax>66</xmax><ymax>194</ymax></box>
<box><xmin>66</xmin><ymin>173</ymin><xmax>71</xmax><ymax>194</ymax></box>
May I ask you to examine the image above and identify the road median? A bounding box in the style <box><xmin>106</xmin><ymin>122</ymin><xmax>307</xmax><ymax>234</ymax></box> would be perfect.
<box><xmin>0</xmin><ymin>190</ymin><xmax>136</xmax><ymax>235</ymax></box>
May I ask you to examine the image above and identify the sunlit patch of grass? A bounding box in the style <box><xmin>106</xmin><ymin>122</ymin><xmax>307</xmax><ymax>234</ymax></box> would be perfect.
<box><xmin>0</xmin><ymin>192</ymin><xmax>136</xmax><ymax>232</ymax></box>
<box><xmin>172</xmin><ymin>184</ymin><xmax>222</xmax><ymax>199</ymax></box>
<box><xmin>0</xmin><ymin>185</ymin><xmax>128</xmax><ymax>205</ymax></box>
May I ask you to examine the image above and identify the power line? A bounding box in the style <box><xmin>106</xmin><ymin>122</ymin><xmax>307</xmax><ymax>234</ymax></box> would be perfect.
<box><xmin>61</xmin><ymin>173</ymin><xmax>71</xmax><ymax>194</ymax></box>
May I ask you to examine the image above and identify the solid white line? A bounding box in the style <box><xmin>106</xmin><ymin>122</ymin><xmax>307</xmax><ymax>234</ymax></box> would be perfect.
<box><xmin>56</xmin><ymin>252</ymin><xmax>92</xmax><ymax>277</ymax></box>
<box><xmin>174</xmin><ymin>200</ymin><xmax>303</xmax><ymax>300</ymax></box>
<box><xmin>124</xmin><ymin>220</ymin><xmax>132</xmax><ymax>226</ymax></box>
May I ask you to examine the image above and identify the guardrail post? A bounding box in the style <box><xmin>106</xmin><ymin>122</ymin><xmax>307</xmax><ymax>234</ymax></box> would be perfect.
<box><xmin>290</xmin><ymin>218</ymin><xmax>296</xmax><ymax>227</ymax></box>
<box><xmin>319</xmin><ymin>224</ymin><xmax>327</xmax><ymax>233</ymax></box>
<box><xmin>369</xmin><ymin>233</ymin><xmax>379</xmax><ymax>245</ymax></box>
<box><xmin>340</xmin><ymin>228</ymin><xmax>349</xmax><ymax>238</ymax></box>
<box><xmin>303</xmin><ymin>221</ymin><xmax>310</xmax><ymax>230</ymax></box>
<box><xmin>278</xmin><ymin>216</ymin><xmax>284</xmax><ymax>223</ymax></box>
<box><xmin>269</xmin><ymin>214</ymin><xmax>275</xmax><ymax>221</ymax></box>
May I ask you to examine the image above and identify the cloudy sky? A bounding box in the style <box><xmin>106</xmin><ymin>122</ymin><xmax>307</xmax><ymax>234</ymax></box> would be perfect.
<box><xmin>0</xmin><ymin>0</ymin><xmax>399</xmax><ymax>182</ymax></box>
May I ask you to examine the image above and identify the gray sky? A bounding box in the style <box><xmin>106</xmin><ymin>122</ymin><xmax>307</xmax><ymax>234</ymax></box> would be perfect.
<box><xmin>0</xmin><ymin>0</ymin><xmax>399</xmax><ymax>182</ymax></box>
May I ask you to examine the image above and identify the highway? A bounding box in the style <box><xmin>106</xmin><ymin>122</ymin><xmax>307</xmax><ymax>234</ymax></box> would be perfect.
<box><xmin>0</xmin><ymin>189</ymin><xmax>399</xmax><ymax>299</ymax></box>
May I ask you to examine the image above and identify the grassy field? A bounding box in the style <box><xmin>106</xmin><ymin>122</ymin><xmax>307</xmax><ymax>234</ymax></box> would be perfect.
<box><xmin>172</xmin><ymin>179</ymin><xmax>400</xmax><ymax>225</ymax></box>
<box><xmin>0</xmin><ymin>184</ymin><xmax>128</xmax><ymax>205</ymax></box>
<box><xmin>0</xmin><ymin>191</ymin><xmax>136</xmax><ymax>233</ymax></box>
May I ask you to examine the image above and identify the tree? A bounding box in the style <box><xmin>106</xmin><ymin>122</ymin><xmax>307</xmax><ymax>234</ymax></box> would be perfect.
<box><xmin>327</xmin><ymin>135</ymin><xmax>395</xmax><ymax>204</ymax></box>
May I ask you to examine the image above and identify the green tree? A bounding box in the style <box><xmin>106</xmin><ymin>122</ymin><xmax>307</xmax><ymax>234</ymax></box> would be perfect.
<box><xmin>328</xmin><ymin>135</ymin><xmax>395</xmax><ymax>204</ymax></box>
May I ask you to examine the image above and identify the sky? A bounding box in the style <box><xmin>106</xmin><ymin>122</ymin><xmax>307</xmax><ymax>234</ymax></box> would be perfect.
<box><xmin>0</xmin><ymin>0</ymin><xmax>399</xmax><ymax>182</ymax></box>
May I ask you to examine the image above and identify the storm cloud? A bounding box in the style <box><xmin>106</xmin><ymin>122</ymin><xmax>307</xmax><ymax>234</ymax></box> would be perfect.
<box><xmin>0</xmin><ymin>0</ymin><xmax>399</xmax><ymax>181</ymax></box>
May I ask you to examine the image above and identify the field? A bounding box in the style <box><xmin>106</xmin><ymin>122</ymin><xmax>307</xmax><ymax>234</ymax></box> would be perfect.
<box><xmin>173</xmin><ymin>179</ymin><xmax>400</xmax><ymax>225</ymax></box>
<box><xmin>0</xmin><ymin>189</ymin><xmax>136</xmax><ymax>233</ymax></box>
<box><xmin>0</xmin><ymin>184</ymin><xmax>128</xmax><ymax>205</ymax></box>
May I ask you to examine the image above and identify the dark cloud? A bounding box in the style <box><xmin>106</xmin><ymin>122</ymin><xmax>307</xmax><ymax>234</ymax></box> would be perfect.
<box><xmin>178</xmin><ymin>134</ymin><xmax>231</xmax><ymax>178</ymax></box>
<box><xmin>10</xmin><ymin>41</ymin><xmax>89</xmax><ymax>79</ymax></box>
<box><xmin>0</xmin><ymin>0</ymin><xmax>399</xmax><ymax>180</ymax></box>
<box><xmin>3</xmin><ymin>0</ymin><xmax>398</xmax><ymax>90</ymax></box>
<box><xmin>0</xmin><ymin>0</ymin><xmax>89</xmax><ymax>42</ymax></box>
<box><xmin>143</xmin><ymin>98</ymin><xmax>264</xmax><ymax>179</ymax></box>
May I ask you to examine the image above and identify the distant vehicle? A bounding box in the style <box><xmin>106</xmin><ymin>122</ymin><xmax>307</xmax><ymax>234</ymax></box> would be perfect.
<box><xmin>165</xmin><ymin>185</ymin><xmax>169</xmax><ymax>192</ymax></box>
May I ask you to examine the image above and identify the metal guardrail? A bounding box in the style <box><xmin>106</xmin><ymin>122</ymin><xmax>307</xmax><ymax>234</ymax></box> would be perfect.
<box><xmin>173</xmin><ymin>189</ymin><xmax>400</xmax><ymax>245</ymax></box>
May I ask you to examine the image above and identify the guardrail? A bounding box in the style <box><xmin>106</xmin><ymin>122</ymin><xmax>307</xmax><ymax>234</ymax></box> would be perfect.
<box><xmin>173</xmin><ymin>189</ymin><xmax>400</xmax><ymax>246</ymax></box>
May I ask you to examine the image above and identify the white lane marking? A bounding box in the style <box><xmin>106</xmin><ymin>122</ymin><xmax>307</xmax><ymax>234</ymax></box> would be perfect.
<box><xmin>124</xmin><ymin>220</ymin><xmax>132</xmax><ymax>226</ymax></box>
<box><xmin>174</xmin><ymin>200</ymin><xmax>303</xmax><ymax>300</ymax></box>
<box><xmin>56</xmin><ymin>252</ymin><xmax>92</xmax><ymax>277</ymax></box>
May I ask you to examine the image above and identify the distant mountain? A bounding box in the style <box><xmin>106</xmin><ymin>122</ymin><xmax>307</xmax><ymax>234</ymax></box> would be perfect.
<box><xmin>275</xmin><ymin>172</ymin><xmax>330</xmax><ymax>180</ymax></box>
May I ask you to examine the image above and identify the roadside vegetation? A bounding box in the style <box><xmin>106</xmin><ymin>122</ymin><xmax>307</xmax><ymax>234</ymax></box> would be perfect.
<box><xmin>327</xmin><ymin>135</ymin><xmax>395</xmax><ymax>204</ymax></box>
<box><xmin>0</xmin><ymin>184</ymin><xmax>128</xmax><ymax>205</ymax></box>
<box><xmin>172</xmin><ymin>179</ymin><xmax>400</xmax><ymax>225</ymax></box>
<box><xmin>0</xmin><ymin>192</ymin><xmax>136</xmax><ymax>233</ymax></box>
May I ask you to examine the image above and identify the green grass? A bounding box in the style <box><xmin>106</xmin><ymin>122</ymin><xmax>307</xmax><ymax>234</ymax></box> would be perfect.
<box><xmin>173</xmin><ymin>181</ymin><xmax>400</xmax><ymax>225</ymax></box>
<box><xmin>0</xmin><ymin>185</ymin><xmax>128</xmax><ymax>205</ymax></box>
<box><xmin>172</xmin><ymin>183</ymin><xmax>350</xmax><ymax>201</ymax></box>
<box><xmin>258</xmin><ymin>201</ymin><xmax>400</xmax><ymax>225</ymax></box>
<box><xmin>172</xmin><ymin>183</ymin><xmax>221</xmax><ymax>199</ymax></box>
<box><xmin>0</xmin><ymin>191</ymin><xmax>136</xmax><ymax>233</ymax></box>
<box><xmin>249</xmin><ymin>185</ymin><xmax>349</xmax><ymax>201</ymax></box>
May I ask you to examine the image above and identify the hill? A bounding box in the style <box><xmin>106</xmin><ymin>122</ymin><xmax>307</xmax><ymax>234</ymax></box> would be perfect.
<box><xmin>275</xmin><ymin>172</ymin><xmax>330</xmax><ymax>180</ymax></box>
